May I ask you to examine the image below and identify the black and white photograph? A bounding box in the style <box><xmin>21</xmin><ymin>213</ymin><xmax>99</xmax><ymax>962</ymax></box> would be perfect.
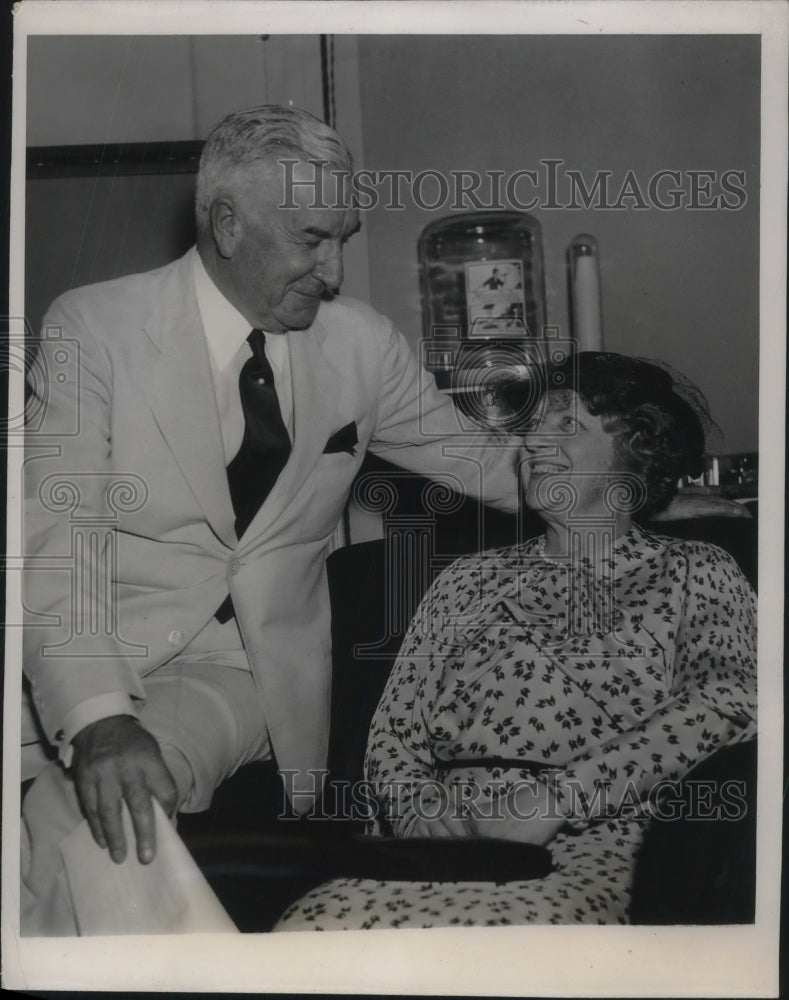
<box><xmin>3</xmin><ymin>1</ymin><xmax>785</xmax><ymax>994</ymax></box>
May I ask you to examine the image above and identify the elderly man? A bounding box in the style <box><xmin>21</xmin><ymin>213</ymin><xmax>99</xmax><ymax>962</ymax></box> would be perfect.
<box><xmin>21</xmin><ymin>104</ymin><xmax>739</xmax><ymax>934</ymax></box>
<box><xmin>20</xmin><ymin>105</ymin><xmax>524</xmax><ymax>934</ymax></box>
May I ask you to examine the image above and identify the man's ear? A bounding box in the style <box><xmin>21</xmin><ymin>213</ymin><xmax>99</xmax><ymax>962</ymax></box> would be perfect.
<box><xmin>209</xmin><ymin>198</ymin><xmax>240</xmax><ymax>260</ymax></box>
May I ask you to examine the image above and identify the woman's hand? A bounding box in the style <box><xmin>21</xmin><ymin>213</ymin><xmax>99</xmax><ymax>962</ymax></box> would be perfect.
<box><xmin>402</xmin><ymin>780</ymin><xmax>565</xmax><ymax>846</ymax></box>
<box><xmin>403</xmin><ymin>786</ymin><xmax>474</xmax><ymax>838</ymax></box>
<box><xmin>406</xmin><ymin>812</ymin><xmax>472</xmax><ymax>838</ymax></box>
<box><xmin>466</xmin><ymin>780</ymin><xmax>565</xmax><ymax>846</ymax></box>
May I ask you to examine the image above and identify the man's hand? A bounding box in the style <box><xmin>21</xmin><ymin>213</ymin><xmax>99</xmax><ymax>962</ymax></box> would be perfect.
<box><xmin>657</xmin><ymin>489</ymin><xmax>751</xmax><ymax>520</ymax></box>
<box><xmin>71</xmin><ymin>715</ymin><xmax>179</xmax><ymax>865</ymax></box>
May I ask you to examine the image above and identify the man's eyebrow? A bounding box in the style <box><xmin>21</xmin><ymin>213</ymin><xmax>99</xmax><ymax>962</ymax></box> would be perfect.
<box><xmin>302</xmin><ymin>225</ymin><xmax>334</xmax><ymax>238</ymax></box>
<box><xmin>301</xmin><ymin>219</ymin><xmax>362</xmax><ymax>239</ymax></box>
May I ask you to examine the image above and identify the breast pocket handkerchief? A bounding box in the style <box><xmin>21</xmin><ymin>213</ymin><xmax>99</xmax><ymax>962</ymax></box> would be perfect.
<box><xmin>323</xmin><ymin>421</ymin><xmax>358</xmax><ymax>456</ymax></box>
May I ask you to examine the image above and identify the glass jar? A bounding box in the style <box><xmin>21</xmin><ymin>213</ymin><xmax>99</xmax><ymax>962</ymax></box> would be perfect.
<box><xmin>418</xmin><ymin>211</ymin><xmax>547</xmax><ymax>411</ymax></box>
<box><xmin>418</xmin><ymin>210</ymin><xmax>546</xmax><ymax>341</ymax></box>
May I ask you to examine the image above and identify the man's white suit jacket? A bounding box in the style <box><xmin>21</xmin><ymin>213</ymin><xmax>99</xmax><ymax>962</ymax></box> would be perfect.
<box><xmin>23</xmin><ymin>250</ymin><xmax>517</xmax><ymax>785</ymax></box>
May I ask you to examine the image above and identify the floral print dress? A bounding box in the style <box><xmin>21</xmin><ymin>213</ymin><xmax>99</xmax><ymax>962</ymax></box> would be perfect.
<box><xmin>275</xmin><ymin>525</ymin><xmax>757</xmax><ymax>930</ymax></box>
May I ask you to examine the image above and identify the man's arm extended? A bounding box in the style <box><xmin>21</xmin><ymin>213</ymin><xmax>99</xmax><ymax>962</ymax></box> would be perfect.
<box><xmin>657</xmin><ymin>490</ymin><xmax>751</xmax><ymax>520</ymax></box>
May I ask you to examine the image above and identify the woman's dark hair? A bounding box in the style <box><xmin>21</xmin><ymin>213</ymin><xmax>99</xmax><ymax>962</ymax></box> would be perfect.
<box><xmin>497</xmin><ymin>351</ymin><xmax>710</xmax><ymax>517</ymax></box>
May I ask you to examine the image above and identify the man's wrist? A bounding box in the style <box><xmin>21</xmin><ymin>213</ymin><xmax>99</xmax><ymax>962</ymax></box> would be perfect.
<box><xmin>72</xmin><ymin>713</ymin><xmax>139</xmax><ymax>744</ymax></box>
<box><xmin>69</xmin><ymin>713</ymin><xmax>142</xmax><ymax>773</ymax></box>
<box><xmin>58</xmin><ymin>693</ymin><xmax>140</xmax><ymax>766</ymax></box>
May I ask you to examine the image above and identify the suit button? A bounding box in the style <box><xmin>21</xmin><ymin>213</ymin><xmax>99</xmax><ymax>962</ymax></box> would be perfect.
<box><xmin>167</xmin><ymin>629</ymin><xmax>184</xmax><ymax>646</ymax></box>
<box><xmin>55</xmin><ymin>729</ymin><xmax>64</xmax><ymax>742</ymax></box>
<box><xmin>229</xmin><ymin>560</ymin><xmax>241</xmax><ymax>576</ymax></box>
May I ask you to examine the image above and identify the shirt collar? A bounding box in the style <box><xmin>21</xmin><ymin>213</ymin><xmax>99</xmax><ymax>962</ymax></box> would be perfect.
<box><xmin>192</xmin><ymin>248</ymin><xmax>253</xmax><ymax>373</ymax></box>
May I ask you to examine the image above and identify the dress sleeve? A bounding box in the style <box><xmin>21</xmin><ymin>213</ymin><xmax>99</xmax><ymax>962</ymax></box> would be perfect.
<box><xmin>545</xmin><ymin>543</ymin><xmax>757</xmax><ymax>828</ymax></box>
<box><xmin>364</xmin><ymin>558</ymin><xmax>476</xmax><ymax>836</ymax></box>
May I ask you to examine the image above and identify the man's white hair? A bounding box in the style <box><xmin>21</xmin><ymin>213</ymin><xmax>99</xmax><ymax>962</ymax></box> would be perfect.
<box><xmin>195</xmin><ymin>105</ymin><xmax>353</xmax><ymax>234</ymax></box>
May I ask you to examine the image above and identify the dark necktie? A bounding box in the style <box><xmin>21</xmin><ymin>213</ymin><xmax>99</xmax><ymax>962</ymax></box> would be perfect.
<box><xmin>216</xmin><ymin>329</ymin><xmax>291</xmax><ymax>623</ymax></box>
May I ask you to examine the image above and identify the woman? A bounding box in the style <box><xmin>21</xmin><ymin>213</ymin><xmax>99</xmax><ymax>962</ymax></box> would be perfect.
<box><xmin>275</xmin><ymin>352</ymin><xmax>757</xmax><ymax>929</ymax></box>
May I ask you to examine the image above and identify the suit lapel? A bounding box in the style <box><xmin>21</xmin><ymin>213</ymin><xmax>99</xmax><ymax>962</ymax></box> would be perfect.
<box><xmin>237</xmin><ymin>311</ymin><xmax>343</xmax><ymax>547</ymax></box>
<box><xmin>142</xmin><ymin>255</ymin><xmax>236</xmax><ymax>548</ymax></box>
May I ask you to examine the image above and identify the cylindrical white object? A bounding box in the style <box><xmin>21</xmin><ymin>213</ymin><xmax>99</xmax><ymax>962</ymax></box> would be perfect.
<box><xmin>568</xmin><ymin>235</ymin><xmax>603</xmax><ymax>351</ymax></box>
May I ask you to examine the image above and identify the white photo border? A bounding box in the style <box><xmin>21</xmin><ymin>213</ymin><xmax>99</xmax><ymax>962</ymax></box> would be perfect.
<box><xmin>4</xmin><ymin>1</ymin><xmax>785</xmax><ymax>995</ymax></box>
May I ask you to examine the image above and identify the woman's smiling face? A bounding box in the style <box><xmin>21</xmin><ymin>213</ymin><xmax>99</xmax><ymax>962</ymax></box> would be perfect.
<box><xmin>519</xmin><ymin>390</ymin><xmax>623</xmax><ymax>520</ymax></box>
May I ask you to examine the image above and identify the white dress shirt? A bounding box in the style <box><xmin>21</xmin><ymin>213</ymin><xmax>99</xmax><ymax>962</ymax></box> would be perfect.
<box><xmin>192</xmin><ymin>247</ymin><xmax>294</xmax><ymax>459</ymax></box>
